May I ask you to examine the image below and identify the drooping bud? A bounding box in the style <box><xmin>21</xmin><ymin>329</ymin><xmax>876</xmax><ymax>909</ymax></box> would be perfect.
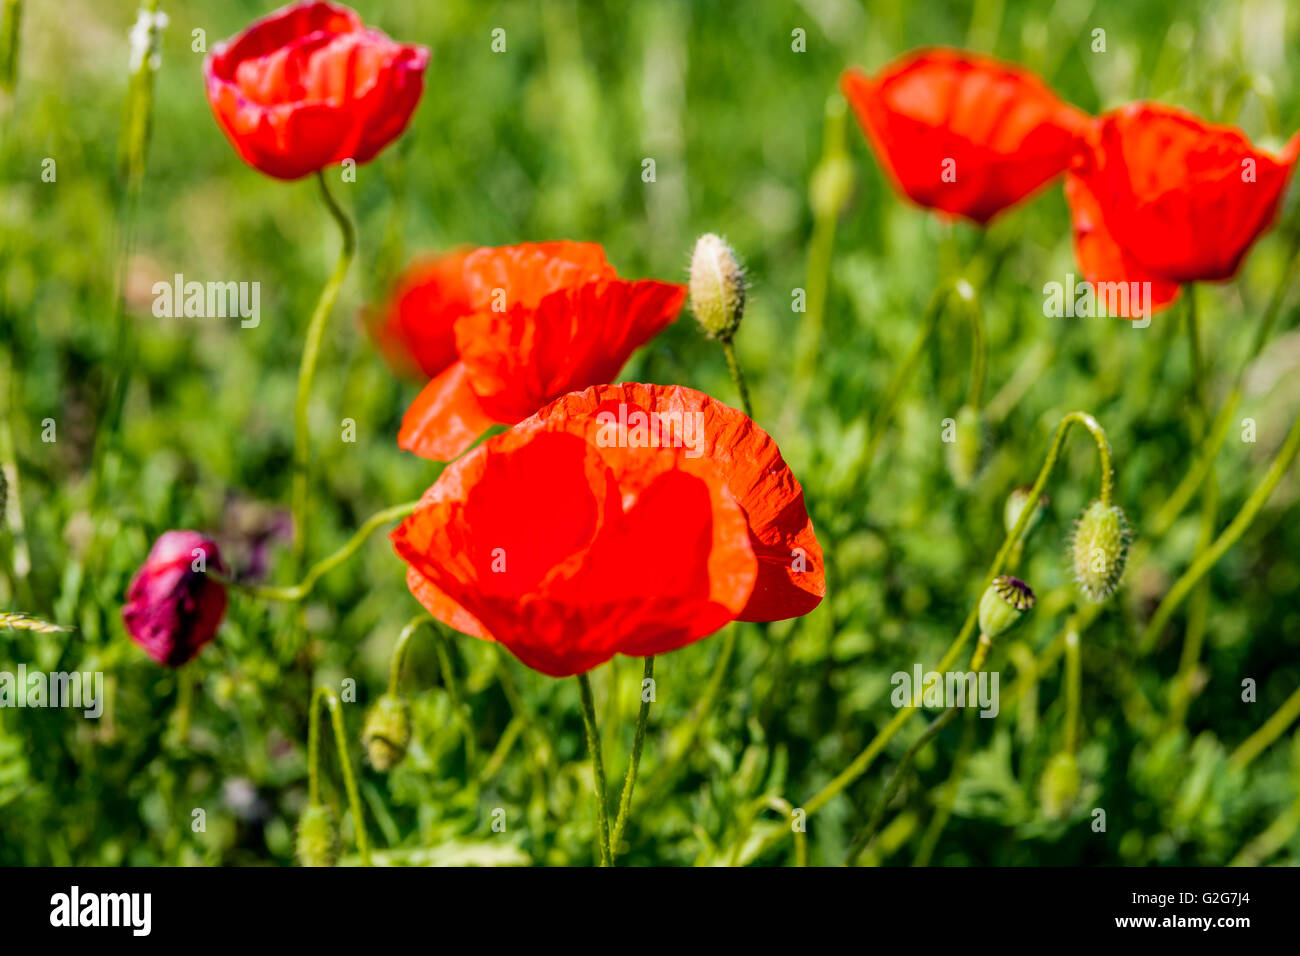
<box><xmin>362</xmin><ymin>694</ymin><xmax>411</xmax><ymax>771</ymax></box>
<box><xmin>1069</xmin><ymin>500</ymin><xmax>1131</xmax><ymax>603</ymax></box>
<box><xmin>296</xmin><ymin>804</ymin><xmax>340</xmax><ymax>867</ymax></box>
<box><xmin>1039</xmin><ymin>751</ymin><xmax>1080</xmax><ymax>819</ymax></box>
<box><xmin>945</xmin><ymin>405</ymin><xmax>984</xmax><ymax>489</ymax></box>
<box><xmin>978</xmin><ymin>575</ymin><xmax>1036</xmax><ymax>639</ymax></box>
<box><xmin>1004</xmin><ymin>486</ymin><xmax>1047</xmax><ymax>538</ymax></box>
<box><xmin>688</xmin><ymin>234</ymin><xmax>746</xmax><ymax>340</ymax></box>
<box><xmin>122</xmin><ymin>530</ymin><xmax>227</xmax><ymax>666</ymax></box>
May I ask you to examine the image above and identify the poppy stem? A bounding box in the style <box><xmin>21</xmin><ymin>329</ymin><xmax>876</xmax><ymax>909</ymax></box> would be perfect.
<box><xmin>774</xmin><ymin>411</ymin><xmax>1112</xmax><ymax>856</ymax></box>
<box><xmin>1229</xmin><ymin>683</ymin><xmax>1300</xmax><ymax>771</ymax></box>
<box><xmin>291</xmin><ymin>171</ymin><xmax>357</xmax><ymax>571</ymax></box>
<box><xmin>860</xmin><ymin>277</ymin><xmax>984</xmax><ymax>473</ymax></box>
<box><xmin>1148</xmin><ymin>245</ymin><xmax>1298</xmax><ymax>542</ymax></box>
<box><xmin>388</xmin><ymin>615</ymin><xmax>428</xmax><ymax>695</ymax></box>
<box><xmin>1140</xmin><ymin>404</ymin><xmax>1300</xmax><ymax>653</ymax></box>
<box><xmin>843</xmin><ymin>633</ymin><xmax>994</xmax><ymax>866</ymax></box>
<box><xmin>576</xmin><ymin>672</ymin><xmax>612</xmax><ymax>865</ymax></box>
<box><xmin>309</xmin><ymin>684</ymin><xmax>371</xmax><ymax>866</ymax></box>
<box><xmin>221</xmin><ymin>499</ymin><xmax>418</xmax><ymax>602</ymax></box>
<box><xmin>610</xmin><ymin>655</ymin><xmax>654</xmax><ymax>859</ymax></box>
<box><xmin>720</xmin><ymin>338</ymin><xmax>753</xmax><ymax>418</ymax></box>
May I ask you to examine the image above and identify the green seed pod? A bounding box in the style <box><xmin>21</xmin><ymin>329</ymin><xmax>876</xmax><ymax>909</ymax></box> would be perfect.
<box><xmin>296</xmin><ymin>804</ymin><xmax>340</xmax><ymax>868</ymax></box>
<box><xmin>688</xmin><ymin>233</ymin><xmax>746</xmax><ymax>341</ymax></box>
<box><xmin>945</xmin><ymin>405</ymin><xmax>984</xmax><ymax>489</ymax></box>
<box><xmin>1039</xmin><ymin>751</ymin><xmax>1080</xmax><ymax>820</ymax></box>
<box><xmin>1004</xmin><ymin>486</ymin><xmax>1047</xmax><ymax>538</ymax></box>
<box><xmin>362</xmin><ymin>694</ymin><xmax>411</xmax><ymax>772</ymax></box>
<box><xmin>978</xmin><ymin>575</ymin><xmax>1036</xmax><ymax>639</ymax></box>
<box><xmin>1069</xmin><ymin>500</ymin><xmax>1131</xmax><ymax>603</ymax></box>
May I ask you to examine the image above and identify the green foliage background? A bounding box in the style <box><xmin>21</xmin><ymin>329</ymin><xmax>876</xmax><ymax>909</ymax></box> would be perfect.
<box><xmin>2</xmin><ymin>0</ymin><xmax>1300</xmax><ymax>866</ymax></box>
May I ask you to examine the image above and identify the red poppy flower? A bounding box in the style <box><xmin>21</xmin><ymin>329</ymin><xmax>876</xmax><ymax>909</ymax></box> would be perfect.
<box><xmin>395</xmin><ymin>243</ymin><xmax>685</xmax><ymax>461</ymax></box>
<box><xmin>391</xmin><ymin>383</ymin><xmax>825</xmax><ymax>677</ymax></box>
<box><xmin>1065</xmin><ymin>103</ymin><xmax>1300</xmax><ymax>315</ymax></box>
<box><xmin>122</xmin><ymin>531</ymin><xmax>228</xmax><ymax>667</ymax></box>
<box><xmin>841</xmin><ymin>48</ymin><xmax>1088</xmax><ymax>224</ymax></box>
<box><xmin>204</xmin><ymin>1</ymin><xmax>429</xmax><ymax>181</ymax></box>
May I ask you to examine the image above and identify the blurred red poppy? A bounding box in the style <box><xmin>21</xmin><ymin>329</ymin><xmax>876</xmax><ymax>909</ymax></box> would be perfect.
<box><xmin>122</xmin><ymin>531</ymin><xmax>228</xmax><ymax>667</ymax></box>
<box><xmin>391</xmin><ymin>383</ymin><xmax>825</xmax><ymax>677</ymax></box>
<box><xmin>1065</xmin><ymin>103</ymin><xmax>1300</xmax><ymax>315</ymax></box>
<box><xmin>394</xmin><ymin>243</ymin><xmax>685</xmax><ymax>461</ymax></box>
<box><xmin>205</xmin><ymin>1</ymin><xmax>428</xmax><ymax>180</ymax></box>
<box><xmin>841</xmin><ymin>48</ymin><xmax>1088</xmax><ymax>224</ymax></box>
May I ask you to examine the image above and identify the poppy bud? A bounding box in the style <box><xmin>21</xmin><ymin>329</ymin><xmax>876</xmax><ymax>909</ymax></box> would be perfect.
<box><xmin>122</xmin><ymin>531</ymin><xmax>227</xmax><ymax>666</ymax></box>
<box><xmin>296</xmin><ymin>804</ymin><xmax>340</xmax><ymax>868</ymax></box>
<box><xmin>1069</xmin><ymin>500</ymin><xmax>1131</xmax><ymax>603</ymax></box>
<box><xmin>362</xmin><ymin>694</ymin><xmax>411</xmax><ymax>771</ymax></box>
<box><xmin>978</xmin><ymin>575</ymin><xmax>1035</xmax><ymax>640</ymax></box>
<box><xmin>945</xmin><ymin>405</ymin><xmax>984</xmax><ymax>488</ymax></box>
<box><xmin>688</xmin><ymin>234</ymin><xmax>746</xmax><ymax>341</ymax></box>
<box><xmin>1039</xmin><ymin>751</ymin><xmax>1080</xmax><ymax>819</ymax></box>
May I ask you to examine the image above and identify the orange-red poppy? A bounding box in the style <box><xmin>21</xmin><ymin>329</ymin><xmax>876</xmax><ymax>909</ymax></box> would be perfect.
<box><xmin>391</xmin><ymin>383</ymin><xmax>825</xmax><ymax>677</ymax></box>
<box><xmin>393</xmin><ymin>243</ymin><xmax>685</xmax><ymax>461</ymax></box>
<box><xmin>1065</xmin><ymin>103</ymin><xmax>1300</xmax><ymax>316</ymax></box>
<box><xmin>841</xmin><ymin>48</ymin><xmax>1088</xmax><ymax>224</ymax></box>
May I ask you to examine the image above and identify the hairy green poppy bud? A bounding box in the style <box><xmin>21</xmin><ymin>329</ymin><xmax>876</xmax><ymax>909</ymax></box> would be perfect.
<box><xmin>1039</xmin><ymin>751</ymin><xmax>1080</xmax><ymax>820</ymax></box>
<box><xmin>362</xmin><ymin>694</ymin><xmax>411</xmax><ymax>771</ymax></box>
<box><xmin>689</xmin><ymin>233</ymin><xmax>746</xmax><ymax>341</ymax></box>
<box><xmin>945</xmin><ymin>405</ymin><xmax>984</xmax><ymax>489</ymax></box>
<box><xmin>1069</xmin><ymin>500</ymin><xmax>1130</xmax><ymax>603</ymax></box>
<box><xmin>1004</xmin><ymin>486</ymin><xmax>1047</xmax><ymax>538</ymax></box>
<box><xmin>978</xmin><ymin>575</ymin><xmax>1035</xmax><ymax>640</ymax></box>
<box><xmin>296</xmin><ymin>804</ymin><xmax>340</xmax><ymax>868</ymax></box>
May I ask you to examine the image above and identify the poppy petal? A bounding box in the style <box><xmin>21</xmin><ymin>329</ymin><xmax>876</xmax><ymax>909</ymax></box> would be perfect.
<box><xmin>397</xmin><ymin>360</ymin><xmax>501</xmax><ymax>461</ymax></box>
<box><xmin>531</xmin><ymin>383</ymin><xmax>825</xmax><ymax>622</ymax></box>
<box><xmin>456</xmin><ymin>279</ymin><xmax>686</xmax><ymax>424</ymax></box>
<box><xmin>1063</xmin><ymin>171</ymin><xmax>1182</xmax><ymax>319</ymax></box>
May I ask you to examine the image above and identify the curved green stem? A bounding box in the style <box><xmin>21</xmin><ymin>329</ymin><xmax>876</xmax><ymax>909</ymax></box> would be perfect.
<box><xmin>1229</xmin><ymin>684</ymin><xmax>1300</xmax><ymax>771</ymax></box>
<box><xmin>308</xmin><ymin>684</ymin><xmax>371</xmax><ymax>866</ymax></box>
<box><xmin>801</xmin><ymin>412</ymin><xmax>1111</xmax><ymax>823</ymax></box>
<box><xmin>1140</xmin><ymin>406</ymin><xmax>1300</xmax><ymax>653</ymax></box>
<box><xmin>576</xmin><ymin>672</ymin><xmax>612</xmax><ymax>866</ymax></box>
<box><xmin>844</xmin><ymin>633</ymin><xmax>994</xmax><ymax>866</ymax></box>
<box><xmin>223</xmin><ymin>500</ymin><xmax>417</xmax><ymax>602</ymax></box>
<box><xmin>388</xmin><ymin>615</ymin><xmax>428</xmax><ymax>695</ymax></box>
<box><xmin>610</xmin><ymin>655</ymin><xmax>654</xmax><ymax>858</ymax></box>
<box><xmin>291</xmin><ymin>171</ymin><xmax>357</xmax><ymax>568</ymax></box>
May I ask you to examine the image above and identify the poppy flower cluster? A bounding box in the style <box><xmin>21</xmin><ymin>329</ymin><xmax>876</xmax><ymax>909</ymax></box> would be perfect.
<box><xmin>842</xmin><ymin>47</ymin><xmax>1300</xmax><ymax>318</ymax></box>
<box><xmin>390</xmin><ymin>384</ymin><xmax>825</xmax><ymax>677</ymax></box>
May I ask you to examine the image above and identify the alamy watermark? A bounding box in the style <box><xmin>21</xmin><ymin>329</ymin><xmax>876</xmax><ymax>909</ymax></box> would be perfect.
<box><xmin>891</xmin><ymin>664</ymin><xmax>999</xmax><ymax>718</ymax></box>
<box><xmin>1043</xmin><ymin>273</ymin><xmax>1152</xmax><ymax>328</ymax></box>
<box><xmin>152</xmin><ymin>273</ymin><xmax>260</xmax><ymax>328</ymax></box>
<box><xmin>0</xmin><ymin>665</ymin><xmax>103</xmax><ymax>718</ymax></box>
<box><xmin>594</xmin><ymin>403</ymin><xmax>705</xmax><ymax>458</ymax></box>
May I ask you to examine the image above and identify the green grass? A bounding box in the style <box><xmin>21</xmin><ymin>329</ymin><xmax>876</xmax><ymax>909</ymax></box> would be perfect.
<box><xmin>2</xmin><ymin>0</ymin><xmax>1300</xmax><ymax>866</ymax></box>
